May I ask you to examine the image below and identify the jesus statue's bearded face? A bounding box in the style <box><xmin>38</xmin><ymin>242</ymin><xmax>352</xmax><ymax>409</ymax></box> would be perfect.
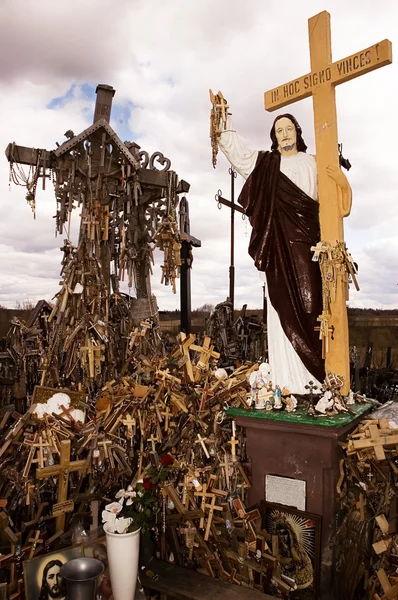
<box><xmin>274</xmin><ymin>117</ymin><xmax>298</xmax><ymax>156</ymax></box>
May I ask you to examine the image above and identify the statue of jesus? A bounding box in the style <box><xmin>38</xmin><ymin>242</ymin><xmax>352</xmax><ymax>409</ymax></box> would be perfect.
<box><xmin>215</xmin><ymin>100</ymin><xmax>351</xmax><ymax>394</ymax></box>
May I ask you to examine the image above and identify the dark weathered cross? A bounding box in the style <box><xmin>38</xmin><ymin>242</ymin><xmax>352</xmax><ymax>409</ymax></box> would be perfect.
<box><xmin>215</xmin><ymin>167</ymin><xmax>244</xmax><ymax>313</ymax></box>
<box><xmin>179</xmin><ymin>196</ymin><xmax>201</xmax><ymax>334</ymax></box>
<box><xmin>264</xmin><ymin>11</ymin><xmax>392</xmax><ymax>393</ymax></box>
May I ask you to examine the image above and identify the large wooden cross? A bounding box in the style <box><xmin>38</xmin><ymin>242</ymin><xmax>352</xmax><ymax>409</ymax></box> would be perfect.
<box><xmin>36</xmin><ymin>439</ymin><xmax>89</xmax><ymax>532</ymax></box>
<box><xmin>264</xmin><ymin>11</ymin><xmax>392</xmax><ymax>393</ymax></box>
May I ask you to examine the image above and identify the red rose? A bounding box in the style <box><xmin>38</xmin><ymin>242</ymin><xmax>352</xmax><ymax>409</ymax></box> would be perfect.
<box><xmin>143</xmin><ymin>477</ymin><xmax>154</xmax><ymax>490</ymax></box>
<box><xmin>161</xmin><ymin>453</ymin><xmax>174</xmax><ymax>466</ymax></box>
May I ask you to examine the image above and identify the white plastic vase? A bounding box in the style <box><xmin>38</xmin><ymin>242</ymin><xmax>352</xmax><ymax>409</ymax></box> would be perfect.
<box><xmin>104</xmin><ymin>523</ymin><xmax>140</xmax><ymax>600</ymax></box>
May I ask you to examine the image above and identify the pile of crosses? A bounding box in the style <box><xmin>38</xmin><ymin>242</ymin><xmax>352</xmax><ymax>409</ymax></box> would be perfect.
<box><xmin>335</xmin><ymin>417</ymin><xmax>398</xmax><ymax>599</ymax></box>
<box><xmin>207</xmin><ymin>300</ymin><xmax>267</xmax><ymax>365</ymax></box>
<box><xmin>0</xmin><ymin>326</ymin><xmax>310</xmax><ymax>598</ymax></box>
<box><xmin>0</xmin><ymin>301</ymin><xmax>52</xmax><ymax>411</ymax></box>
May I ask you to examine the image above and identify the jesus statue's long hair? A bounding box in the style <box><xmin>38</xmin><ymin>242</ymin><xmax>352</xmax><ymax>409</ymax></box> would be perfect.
<box><xmin>270</xmin><ymin>113</ymin><xmax>308</xmax><ymax>153</ymax></box>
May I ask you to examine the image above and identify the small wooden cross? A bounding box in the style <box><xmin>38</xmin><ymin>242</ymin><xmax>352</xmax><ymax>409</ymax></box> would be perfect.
<box><xmin>199</xmin><ymin>376</ymin><xmax>215</xmax><ymax>412</ymax></box>
<box><xmin>228</xmin><ymin>435</ymin><xmax>240</xmax><ymax>461</ymax></box>
<box><xmin>190</xmin><ymin>336</ymin><xmax>220</xmax><ymax>372</ymax></box>
<box><xmin>315</xmin><ymin>312</ymin><xmax>335</xmax><ymax>359</ymax></box>
<box><xmin>170</xmin><ymin>392</ymin><xmax>188</xmax><ymax>414</ymax></box>
<box><xmin>147</xmin><ymin>433</ymin><xmax>159</xmax><ymax>452</ymax></box>
<box><xmin>305</xmin><ymin>380</ymin><xmax>319</xmax><ymax>416</ymax></box>
<box><xmin>218</xmin><ymin>452</ymin><xmax>230</xmax><ymax>489</ymax></box>
<box><xmin>203</xmin><ymin>495</ymin><xmax>223</xmax><ymax>541</ymax></box>
<box><xmin>24</xmin><ymin>481</ymin><xmax>35</xmax><ymax>506</ymax></box>
<box><xmin>160</xmin><ymin>405</ymin><xmax>171</xmax><ymax>431</ymax></box>
<box><xmin>194</xmin><ymin>484</ymin><xmax>213</xmax><ymax>529</ymax></box>
<box><xmin>176</xmin><ymin>332</ymin><xmax>197</xmax><ymax>382</ymax></box>
<box><xmin>223</xmin><ymin>568</ymin><xmax>241</xmax><ymax>586</ymax></box>
<box><xmin>98</xmin><ymin>439</ymin><xmax>113</xmax><ymax>460</ymax></box>
<box><xmin>122</xmin><ymin>413</ymin><xmax>136</xmax><ymax>438</ymax></box>
<box><xmin>195</xmin><ymin>433</ymin><xmax>210</xmax><ymax>459</ymax></box>
<box><xmin>58</xmin><ymin>404</ymin><xmax>78</xmax><ymax>425</ymax></box>
<box><xmin>26</xmin><ymin>530</ymin><xmax>44</xmax><ymax>559</ymax></box>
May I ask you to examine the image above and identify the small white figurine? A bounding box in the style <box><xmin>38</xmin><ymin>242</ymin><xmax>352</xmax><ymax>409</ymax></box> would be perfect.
<box><xmin>285</xmin><ymin>395</ymin><xmax>298</xmax><ymax>413</ymax></box>
<box><xmin>315</xmin><ymin>390</ymin><xmax>334</xmax><ymax>415</ymax></box>
<box><xmin>248</xmin><ymin>363</ymin><xmax>273</xmax><ymax>409</ymax></box>
<box><xmin>265</xmin><ymin>399</ymin><xmax>273</xmax><ymax>411</ymax></box>
<box><xmin>346</xmin><ymin>390</ymin><xmax>355</xmax><ymax>406</ymax></box>
<box><xmin>273</xmin><ymin>385</ymin><xmax>283</xmax><ymax>410</ymax></box>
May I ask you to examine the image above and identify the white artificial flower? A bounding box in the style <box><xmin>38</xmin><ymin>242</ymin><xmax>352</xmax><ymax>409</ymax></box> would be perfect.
<box><xmin>115</xmin><ymin>517</ymin><xmax>133</xmax><ymax>534</ymax></box>
<box><xmin>102</xmin><ymin>510</ymin><xmax>117</xmax><ymax>529</ymax></box>
<box><xmin>115</xmin><ymin>489</ymin><xmax>136</xmax><ymax>506</ymax></box>
<box><xmin>105</xmin><ymin>502</ymin><xmax>123</xmax><ymax>514</ymax></box>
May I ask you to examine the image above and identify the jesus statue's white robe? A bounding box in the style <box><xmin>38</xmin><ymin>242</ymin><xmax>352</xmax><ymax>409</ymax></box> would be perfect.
<box><xmin>219</xmin><ymin>120</ymin><xmax>322</xmax><ymax>394</ymax></box>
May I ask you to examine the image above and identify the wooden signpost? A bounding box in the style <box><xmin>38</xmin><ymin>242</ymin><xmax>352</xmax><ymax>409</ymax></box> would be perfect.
<box><xmin>264</xmin><ymin>11</ymin><xmax>392</xmax><ymax>393</ymax></box>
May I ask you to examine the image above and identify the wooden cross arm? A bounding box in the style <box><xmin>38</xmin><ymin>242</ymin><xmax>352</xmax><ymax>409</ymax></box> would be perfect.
<box><xmin>180</xmin><ymin>233</ymin><xmax>202</xmax><ymax>248</ymax></box>
<box><xmin>351</xmin><ymin>434</ymin><xmax>398</xmax><ymax>451</ymax></box>
<box><xmin>264</xmin><ymin>38</ymin><xmax>392</xmax><ymax>111</ymax></box>
<box><xmin>5</xmin><ymin>143</ymin><xmax>54</xmax><ymax>167</ymax></box>
<box><xmin>36</xmin><ymin>458</ymin><xmax>89</xmax><ymax>479</ymax></box>
<box><xmin>215</xmin><ymin>194</ymin><xmax>245</xmax><ymax>215</ymax></box>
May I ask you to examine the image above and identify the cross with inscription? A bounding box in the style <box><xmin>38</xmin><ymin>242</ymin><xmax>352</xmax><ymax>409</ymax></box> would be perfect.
<box><xmin>264</xmin><ymin>11</ymin><xmax>392</xmax><ymax>393</ymax></box>
<box><xmin>36</xmin><ymin>439</ymin><xmax>89</xmax><ymax>532</ymax></box>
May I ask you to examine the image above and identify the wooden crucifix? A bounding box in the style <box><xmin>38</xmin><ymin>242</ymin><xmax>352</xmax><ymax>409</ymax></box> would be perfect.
<box><xmin>215</xmin><ymin>167</ymin><xmax>244</xmax><ymax>313</ymax></box>
<box><xmin>264</xmin><ymin>11</ymin><xmax>392</xmax><ymax>394</ymax></box>
<box><xmin>36</xmin><ymin>439</ymin><xmax>89</xmax><ymax>532</ymax></box>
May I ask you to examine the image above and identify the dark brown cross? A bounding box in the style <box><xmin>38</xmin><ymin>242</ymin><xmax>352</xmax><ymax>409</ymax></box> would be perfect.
<box><xmin>214</xmin><ymin>167</ymin><xmax>244</xmax><ymax>312</ymax></box>
<box><xmin>5</xmin><ymin>84</ymin><xmax>191</xmax><ymax>302</ymax></box>
<box><xmin>179</xmin><ymin>196</ymin><xmax>201</xmax><ymax>334</ymax></box>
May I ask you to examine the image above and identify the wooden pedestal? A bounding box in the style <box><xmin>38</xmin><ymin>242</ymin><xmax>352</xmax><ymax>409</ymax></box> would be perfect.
<box><xmin>228</xmin><ymin>404</ymin><xmax>371</xmax><ymax>600</ymax></box>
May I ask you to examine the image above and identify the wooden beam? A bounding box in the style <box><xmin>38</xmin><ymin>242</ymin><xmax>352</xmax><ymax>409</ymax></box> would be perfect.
<box><xmin>5</xmin><ymin>144</ymin><xmax>53</xmax><ymax>167</ymax></box>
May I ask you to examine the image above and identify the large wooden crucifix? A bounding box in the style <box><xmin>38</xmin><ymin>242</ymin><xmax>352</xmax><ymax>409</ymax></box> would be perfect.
<box><xmin>36</xmin><ymin>439</ymin><xmax>89</xmax><ymax>532</ymax></box>
<box><xmin>264</xmin><ymin>11</ymin><xmax>392</xmax><ymax>394</ymax></box>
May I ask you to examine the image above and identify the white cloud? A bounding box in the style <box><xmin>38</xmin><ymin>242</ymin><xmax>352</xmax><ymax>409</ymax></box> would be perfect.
<box><xmin>0</xmin><ymin>0</ymin><xmax>397</xmax><ymax>310</ymax></box>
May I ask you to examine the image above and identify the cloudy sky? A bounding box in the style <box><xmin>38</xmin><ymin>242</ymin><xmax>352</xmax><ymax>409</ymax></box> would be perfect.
<box><xmin>0</xmin><ymin>0</ymin><xmax>397</xmax><ymax>312</ymax></box>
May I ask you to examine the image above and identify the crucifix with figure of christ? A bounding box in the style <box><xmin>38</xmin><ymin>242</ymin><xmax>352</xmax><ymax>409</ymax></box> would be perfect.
<box><xmin>264</xmin><ymin>11</ymin><xmax>392</xmax><ymax>394</ymax></box>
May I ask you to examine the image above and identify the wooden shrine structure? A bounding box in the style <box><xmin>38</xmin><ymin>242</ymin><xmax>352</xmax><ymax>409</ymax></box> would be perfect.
<box><xmin>5</xmin><ymin>84</ymin><xmax>201</xmax><ymax>389</ymax></box>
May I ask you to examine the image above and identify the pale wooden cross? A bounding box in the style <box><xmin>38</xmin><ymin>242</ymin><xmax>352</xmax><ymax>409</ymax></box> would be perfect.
<box><xmin>194</xmin><ymin>484</ymin><xmax>214</xmax><ymax>529</ymax></box>
<box><xmin>176</xmin><ymin>332</ymin><xmax>197</xmax><ymax>382</ymax></box>
<box><xmin>98</xmin><ymin>439</ymin><xmax>115</xmax><ymax>467</ymax></box>
<box><xmin>195</xmin><ymin>433</ymin><xmax>210</xmax><ymax>459</ymax></box>
<box><xmin>199</xmin><ymin>375</ymin><xmax>214</xmax><ymax>412</ymax></box>
<box><xmin>160</xmin><ymin>405</ymin><xmax>171</xmax><ymax>431</ymax></box>
<box><xmin>228</xmin><ymin>435</ymin><xmax>240</xmax><ymax>461</ymax></box>
<box><xmin>264</xmin><ymin>11</ymin><xmax>392</xmax><ymax>393</ymax></box>
<box><xmin>218</xmin><ymin>452</ymin><xmax>230</xmax><ymax>489</ymax></box>
<box><xmin>147</xmin><ymin>433</ymin><xmax>159</xmax><ymax>452</ymax></box>
<box><xmin>190</xmin><ymin>336</ymin><xmax>220</xmax><ymax>372</ymax></box>
<box><xmin>122</xmin><ymin>413</ymin><xmax>136</xmax><ymax>438</ymax></box>
<box><xmin>26</xmin><ymin>530</ymin><xmax>44</xmax><ymax>559</ymax></box>
<box><xmin>36</xmin><ymin>439</ymin><xmax>89</xmax><ymax>532</ymax></box>
<box><xmin>203</xmin><ymin>495</ymin><xmax>223</xmax><ymax>541</ymax></box>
